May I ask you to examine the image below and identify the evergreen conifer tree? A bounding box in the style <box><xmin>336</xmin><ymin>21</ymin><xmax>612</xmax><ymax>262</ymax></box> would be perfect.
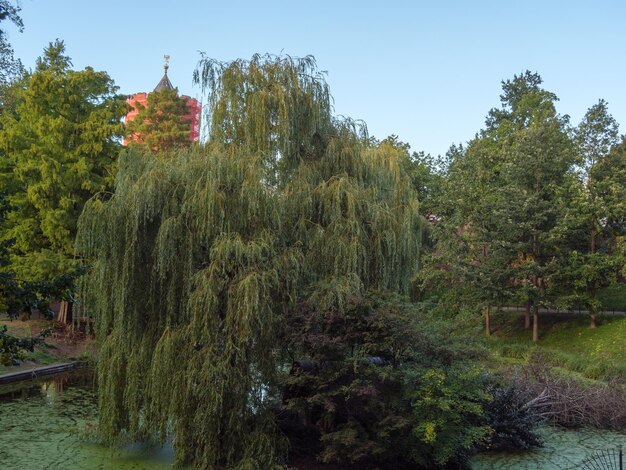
<box><xmin>0</xmin><ymin>40</ymin><xmax>126</xmax><ymax>280</ymax></box>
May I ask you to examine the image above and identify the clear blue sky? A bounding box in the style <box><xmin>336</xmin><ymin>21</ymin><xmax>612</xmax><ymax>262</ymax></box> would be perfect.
<box><xmin>6</xmin><ymin>0</ymin><xmax>625</xmax><ymax>157</ymax></box>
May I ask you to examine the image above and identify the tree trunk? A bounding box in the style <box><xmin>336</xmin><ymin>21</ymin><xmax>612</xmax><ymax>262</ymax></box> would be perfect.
<box><xmin>57</xmin><ymin>300</ymin><xmax>73</xmax><ymax>325</ymax></box>
<box><xmin>524</xmin><ymin>299</ymin><xmax>531</xmax><ymax>329</ymax></box>
<box><xmin>532</xmin><ymin>306</ymin><xmax>539</xmax><ymax>342</ymax></box>
<box><xmin>484</xmin><ymin>307</ymin><xmax>491</xmax><ymax>337</ymax></box>
<box><xmin>590</xmin><ymin>222</ymin><xmax>597</xmax><ymax>330</ymax></box>
<box><xmin>57</xmin><ymin>301</ymin><xmax>68</xmax><ymax>324</ymax></box>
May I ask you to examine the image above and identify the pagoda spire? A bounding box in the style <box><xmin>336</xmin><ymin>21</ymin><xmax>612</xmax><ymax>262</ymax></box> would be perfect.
<box><xmin>154</xmin><ymin>54</ymin><xmax>174</xmax><ymax>92</ymax></box>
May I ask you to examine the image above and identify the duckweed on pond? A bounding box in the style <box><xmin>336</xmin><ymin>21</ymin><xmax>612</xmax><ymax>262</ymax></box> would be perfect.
<box><xmin>472</xmin><ymin>426</ymin><xmax>626</xmax><ymax>469</ymax></box>
<box><xmin>0</xmin><ymin>370</ymin><xmax>173</xmax><ymax>470</ymax></box>
<box><xmin>1</xmin><ymin>369</ymin><xmax>624</xmax><ymax>469</ymax></box>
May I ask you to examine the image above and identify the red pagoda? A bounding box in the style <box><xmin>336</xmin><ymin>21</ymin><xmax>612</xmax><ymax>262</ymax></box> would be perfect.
<box><xmin>124</xmin><ymin>56</ymin><xmax>201</xmax><ymax>145</ymax></box>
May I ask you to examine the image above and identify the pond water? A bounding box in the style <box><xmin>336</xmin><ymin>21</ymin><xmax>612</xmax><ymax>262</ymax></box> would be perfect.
<box><xmin>1</xmin><ymin>370</ymin><xmax>624</xmax><ymax>469</ymax></box>
<box><xmin>471</xmin><ymin>426</ymin><xmax>626</xmax><ymax>469</ymax></box>
<box><xmin>0</xmin><ymin>369</ymin><xmax>173</xmax><ymax>469</ymax></box>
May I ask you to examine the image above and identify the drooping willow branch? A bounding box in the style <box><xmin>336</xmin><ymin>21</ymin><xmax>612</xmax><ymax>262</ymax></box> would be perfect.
<box><xmin>76</xmin><ymin>54</ymin><xmax>421</xmax><ymax>469</ymax></box>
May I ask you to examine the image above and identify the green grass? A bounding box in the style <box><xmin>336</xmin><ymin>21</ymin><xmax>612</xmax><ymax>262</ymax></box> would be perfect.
<box><xmin>485</xmin><ymin>312</ymin><xmax>626</xmax><ymax>381</ymax></box>
<box><xmin>0</xmin><ymin>344</ymin><xmax>58</xmax><ymax>375</ymax></box>
<box><xmin>0</xmin><ymin>318</ymin><xmax>58</xmax><ymax>375</ymax></box>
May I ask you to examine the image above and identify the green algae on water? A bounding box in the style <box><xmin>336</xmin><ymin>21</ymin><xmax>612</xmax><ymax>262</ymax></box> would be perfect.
<box><xmin>472</xmin><ymin>426</ymin><xmax>626</xmax><ymax>470</ymax></box>
<box><xmin>0</xmin><ymin>372</ymin><xmax>174</xmax><ymax>470</ymax></box>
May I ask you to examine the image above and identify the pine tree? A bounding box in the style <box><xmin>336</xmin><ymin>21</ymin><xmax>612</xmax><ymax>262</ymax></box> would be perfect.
<box><xmin>0</xmin><ymin>40</ymin><xmax>126</xmax><ymax>280</ymax></box>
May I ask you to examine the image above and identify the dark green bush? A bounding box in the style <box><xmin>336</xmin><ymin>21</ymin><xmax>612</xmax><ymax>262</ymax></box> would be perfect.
<box><xmin>482</xmin><ymin>380</ymin><xmax>542</xmax><ymax>451</ymax></box>
<box><xmin>281</xmin><ymin>291</ymin><xmax>490</xmax><ymax>469</ymax></box>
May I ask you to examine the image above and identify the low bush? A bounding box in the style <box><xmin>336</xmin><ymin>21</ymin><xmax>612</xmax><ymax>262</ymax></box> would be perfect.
<box><xmin>481</xmin><ymin>379</ymin><xmax>543</xmax><ymax>451</ymax></box>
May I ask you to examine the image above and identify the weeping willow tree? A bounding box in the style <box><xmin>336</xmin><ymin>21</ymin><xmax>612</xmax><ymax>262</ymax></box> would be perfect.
<box><xmin>76</xmin><ymin>54</ymin><xmax>421</xmax><ymax>469</ymax></box>
<box><xmin>194</xmin><ymin>53</ymin><xmax>333</xmax><ymax>184</ymax></box>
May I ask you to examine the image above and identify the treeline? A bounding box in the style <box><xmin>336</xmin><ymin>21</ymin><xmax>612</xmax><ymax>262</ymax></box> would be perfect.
<box><xmin>0</xmin><ymin>15</ymin><xmax>190</xmax><ymax>317</ymax></box>
<box><xmin>405</xmin><ymin>72</ymin><xmax>626</xmax><ymax>340</ymax></box>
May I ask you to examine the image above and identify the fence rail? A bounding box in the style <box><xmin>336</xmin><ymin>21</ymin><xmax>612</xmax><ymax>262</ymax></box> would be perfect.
<box><xmin>501</xmin><ymin>306</ymin><xmax>626</xmax><ymax>316</ymax></box>
<box><xmin>0</xmin><ymin>361</ymin><xmax>81</xmax><ymax>385</ymax></box>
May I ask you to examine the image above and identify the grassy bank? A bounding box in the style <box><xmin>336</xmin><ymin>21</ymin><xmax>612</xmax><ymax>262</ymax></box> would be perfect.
<box><xmin>485</xmin><ymin>311</ymin><xmax>626</xmax><ymax>381</ymax></box>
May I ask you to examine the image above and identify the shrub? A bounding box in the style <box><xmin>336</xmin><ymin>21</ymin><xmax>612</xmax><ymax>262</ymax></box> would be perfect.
<box><xmin>482</xmin><ymin>380</ymin><xmax>542</xmax><ymax>451</ymax></box>
<box><xmin>281</xmin><ymin>291</ymin><xmax>490</xmax><ymax>468</ymax></box>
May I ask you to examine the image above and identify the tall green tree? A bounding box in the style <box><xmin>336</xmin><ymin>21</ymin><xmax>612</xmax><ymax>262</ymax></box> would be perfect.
<box><xmin>493</xmin><ymin>74</ymin><xmax>574</xmax><ymax>341</ymax></box>
<box><xmin>0</xmin><ymin>6</ymin><xmax>83</xmax><ymax>328</ymax></box>
<box><xmin>423</xmin><ymin>136</ymin><xmax>516</xmax><ymax>335</ymax></box>
<box><xmin>557</xmin><ymin>101</ymin><xmax>625</xmax><ymax>327</ymax></box>
<box><xmin>0</xmin><ymin>40</ymin><xmax>127</xmax><ymax>280</ymax></box>
<box><xmin>125</xmin><ymin>87</ymin><xmax>194</xmax><ymax>152</ymax></box>
<box><xmin>77</xmin><ymin>54</ymin><xmax>425</xmax><ymax>469</ymax></box>
<box><xmin>194</xmin><ymin>53</ymin><xmax>333</xmax><ymax>186</ymax></box>
<box><xmin>426</xmin><ymin>72</ymin><xmax>575</xmax><ymax>341</ymax></box>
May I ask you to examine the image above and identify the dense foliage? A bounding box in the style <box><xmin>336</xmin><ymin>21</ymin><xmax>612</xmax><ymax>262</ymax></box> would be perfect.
<box><xmin>557</xmin><ymin>101</ymin><xmax>626</xmax><ymax>327</ymax></box>
<box><xmin>0</xmin><ymin>5</ymin><xmax>86</xmax><ymax>365</ymax></box>
<box><xmin>422</xmin><ymin>71</ymin><xmax>625</xmax><ymax>339</ymax></box>
<box><xmin>0</xmin><ymin>195</ymin><xmax>79</xmax><ymax>319</ymax></box>
<box><xmin>0</xmin><ymin>40</ymin><xmax>127</xmax><ymax>280</ymax></box>
<box><xmin>282</xmin><ymin>292</ymin><xmax>489</xmax><ymax>468</ymax></box>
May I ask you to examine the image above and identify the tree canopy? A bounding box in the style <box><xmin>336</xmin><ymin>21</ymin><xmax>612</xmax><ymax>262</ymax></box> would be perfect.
<box><xmin>422</xmin><ymin>70</ymin><xmax>626</xmax><ymax>343</ymax></box>
<box><xmin>424</xmin><ymin>71</ymin><xmax>578</xmax><ymax>340</ymax></box>
<box><xmin>0</xmin><ymin>40</ymin><xmax>127</xmax><ymax>280</ymax></box>
<box><xmin>556</xmin><ymin>101</ymin><xmax>626</xmax><ymax>327</ymax></box>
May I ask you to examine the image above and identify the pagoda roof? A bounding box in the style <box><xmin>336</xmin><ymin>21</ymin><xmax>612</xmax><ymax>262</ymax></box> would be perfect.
<box><xmin>154</xmin><ymin>72</ymin><xmax>174</xmax><ymax>92</ymax></box>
